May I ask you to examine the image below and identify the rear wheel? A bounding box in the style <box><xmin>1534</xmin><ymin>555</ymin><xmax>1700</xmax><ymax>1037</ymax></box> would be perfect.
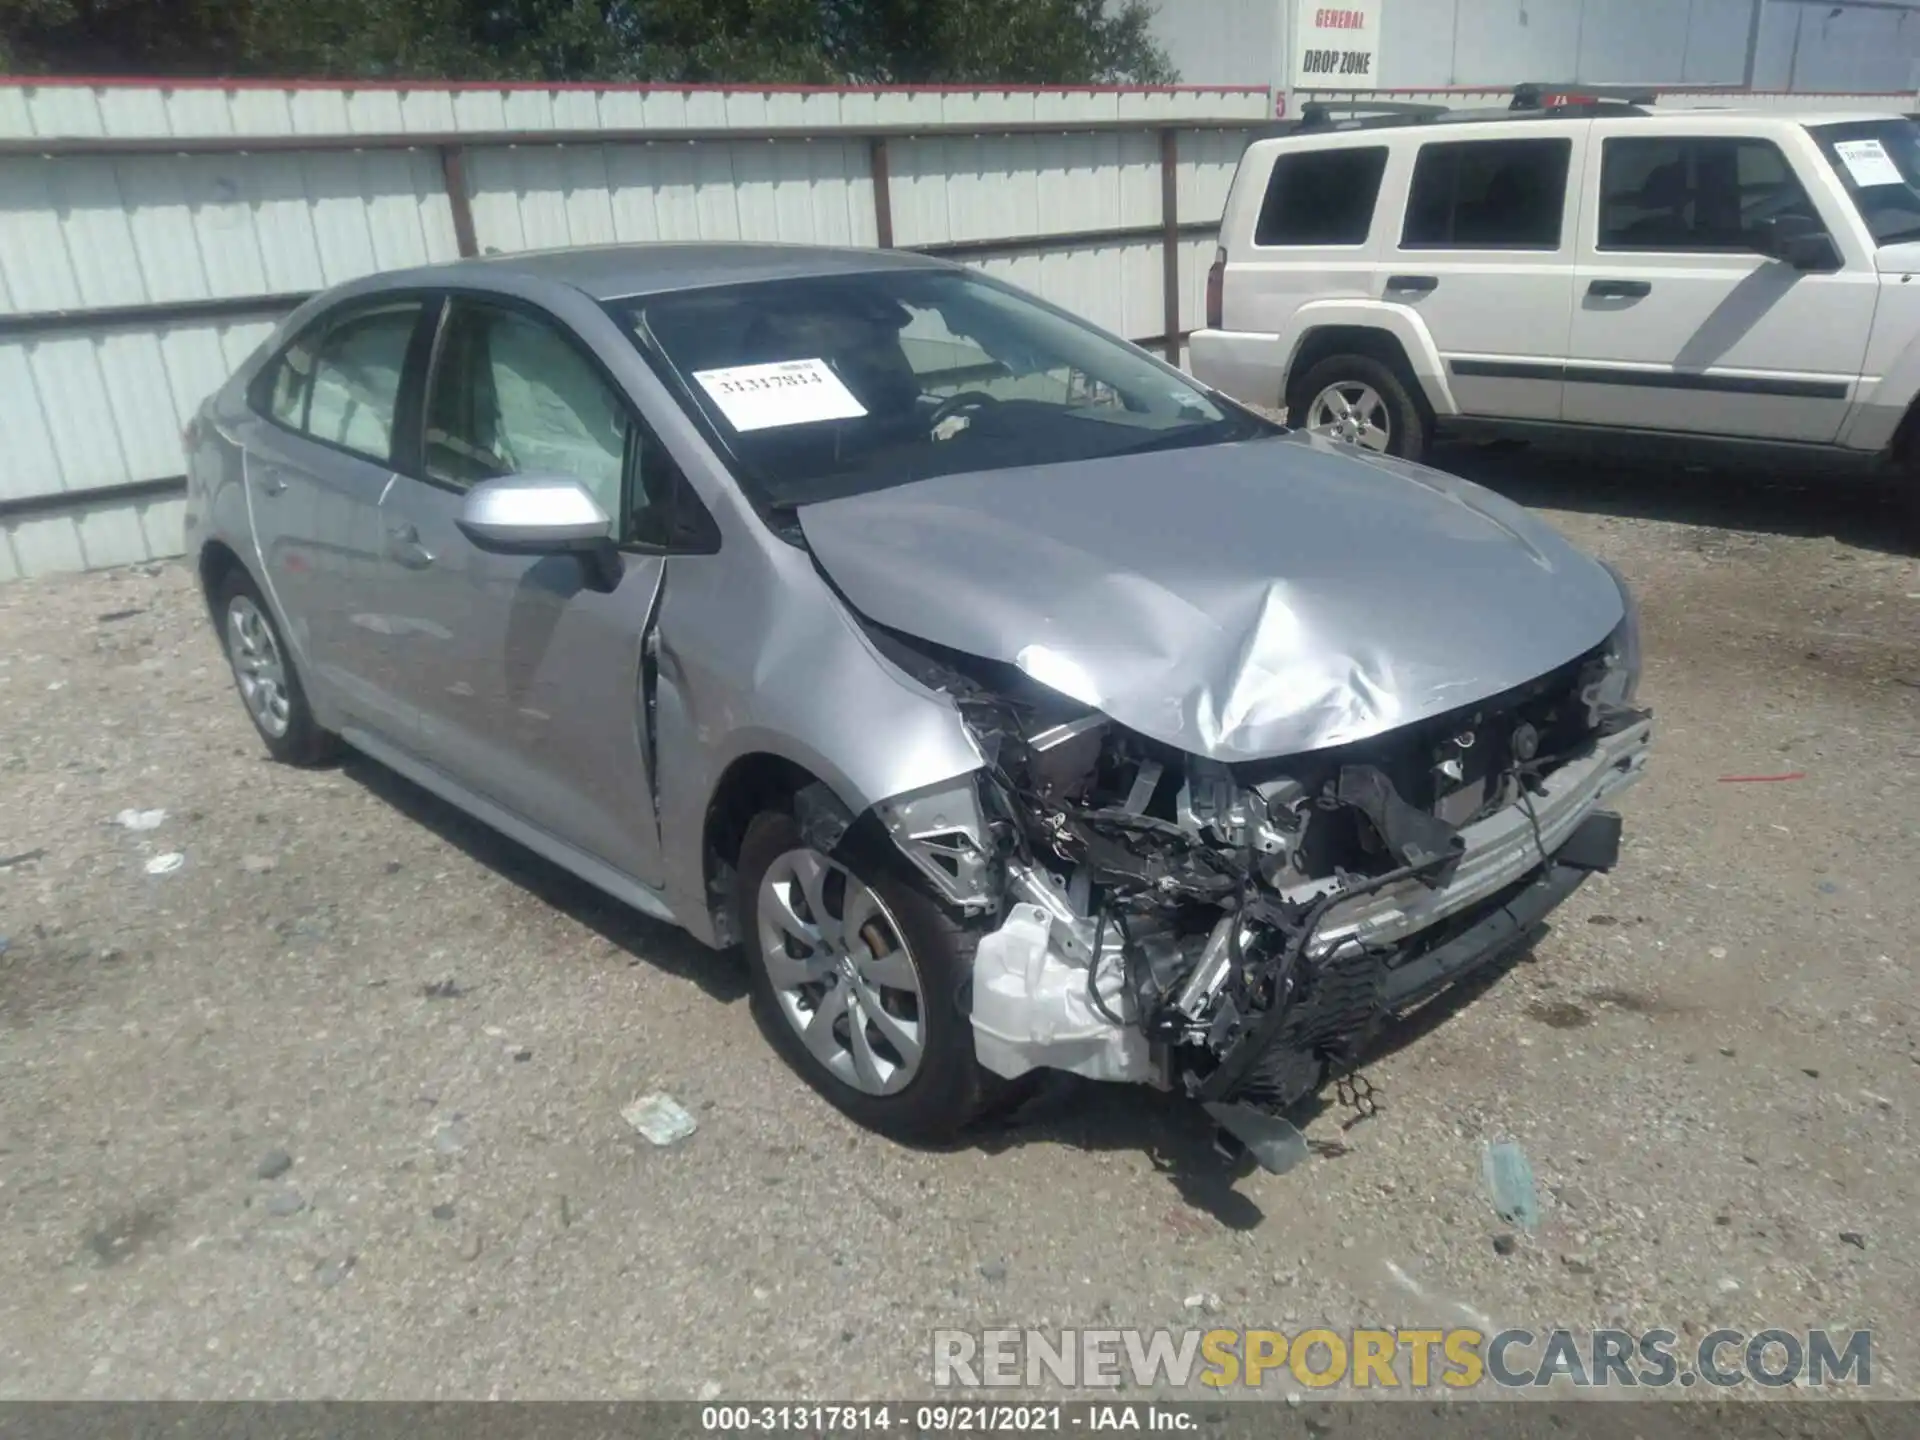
<box><xmin>216</xmin><ymin>569</ymin><xmax>338</xmax><ymax>767</ymax></box>
<box><xmin>735</xmin><ymin>810</ymin><xmax>999</xmax><ymax>1142</ymax></box>
<box><xmin>1289</xmin><ymin>353</ymin><xmax>1430</xmax><ymax>462</ymax></box>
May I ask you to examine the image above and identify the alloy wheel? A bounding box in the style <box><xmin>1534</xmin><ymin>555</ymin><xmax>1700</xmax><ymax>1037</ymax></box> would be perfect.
<box><xmin>1305</xmin><ymin>381</ymin><xmax>1393</xmax><ymax>453</ymax></box>
<box><xmin>226</xmin><ymin>594</ymin><xmax>292</xmax><ymax>739</ymax></box>
<box><xmin>755</xmin><ymin>847</ymin><xmax>926</xmax><ymax>1096</ymax></box>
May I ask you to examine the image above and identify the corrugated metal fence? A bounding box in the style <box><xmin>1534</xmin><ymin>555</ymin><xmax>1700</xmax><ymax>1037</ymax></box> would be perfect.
<box><xmin>0</xmin><ymin>80</ymin><xmax>1269</xmax><ymax>580</ymax></box>
<box><xmin>4</xmin><ymin>78</ymin><xmax>1917</xmax><ymax>580</ymax></box>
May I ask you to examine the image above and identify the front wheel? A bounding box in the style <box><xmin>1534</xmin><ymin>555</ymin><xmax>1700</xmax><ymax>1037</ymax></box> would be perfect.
<box><xmin>735</xmin><ymin>811</ymin><xmax>997</xmax><ymax>1142</ymax></box>
<box><xmin>1289</xmin><ymin>353</ymin><xmax>1431</xmax><ymax>462</ymax></box>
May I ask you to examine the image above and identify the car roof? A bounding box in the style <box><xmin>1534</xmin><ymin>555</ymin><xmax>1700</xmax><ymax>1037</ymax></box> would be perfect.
<box><xmin>432</xmin><ymin>241</ymin><xmax>951</xmax><ymax>302</ymax></box>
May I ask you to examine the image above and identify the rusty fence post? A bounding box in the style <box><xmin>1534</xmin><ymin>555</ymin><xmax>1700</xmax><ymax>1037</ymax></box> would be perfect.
<box><xmin>439</xmin><ymin>144</ymin><xmax>479</xmax><ymax>259</ymax></box>
<box><xmin>1159</xmin><ymin>127</ymin><xmax>1181</xmax><ymax>364</ymax></box>
<box><xmin>869</xmin><ymin>136</ymin><xmax>895</xmax><ymax>248</ymax></box>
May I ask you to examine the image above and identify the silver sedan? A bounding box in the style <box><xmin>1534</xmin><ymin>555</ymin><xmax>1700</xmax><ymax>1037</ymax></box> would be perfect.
<box><xmin>183</xmin><ymin>243</ymin><xmax>1649</xmax><ymax>1163</ymax></box>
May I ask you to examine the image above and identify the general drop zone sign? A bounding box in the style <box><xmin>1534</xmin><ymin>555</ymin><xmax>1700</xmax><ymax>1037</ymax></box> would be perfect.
<box><xmin>1294</xmin><ymin>2</ymin><xmax>1382</xmax><ymax>89</ymax></box>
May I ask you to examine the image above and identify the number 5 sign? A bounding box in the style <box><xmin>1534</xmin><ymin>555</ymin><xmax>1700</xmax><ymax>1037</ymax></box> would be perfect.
<box><xmin>1292</xmin><ymin>1</ymin><xmax>1383</xmax><ymax>90</ymax></box>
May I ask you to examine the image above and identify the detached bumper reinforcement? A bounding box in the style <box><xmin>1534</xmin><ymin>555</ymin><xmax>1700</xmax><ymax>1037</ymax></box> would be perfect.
<box><xmin>1382</xmin><ymin>809</ymin><xmax>1620</xmax><ymax>1013</ymax></box>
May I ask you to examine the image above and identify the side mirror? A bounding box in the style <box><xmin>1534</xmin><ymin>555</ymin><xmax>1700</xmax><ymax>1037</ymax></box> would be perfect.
<box><xmin>455</xmin><ymin>474</ymin><xmax>622</xmax><ymax>589</ymax></box>
<box><xmin>1756</xmin><ymin>214</ymin><xmax>1839</xmax><ymax>272</ymax></box>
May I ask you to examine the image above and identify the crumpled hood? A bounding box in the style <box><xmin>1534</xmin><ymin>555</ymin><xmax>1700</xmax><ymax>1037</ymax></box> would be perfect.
<box><xmin>798</xmin><ymin>433</ymin><xmax>1626</xmax><ymax>761</ymax></box>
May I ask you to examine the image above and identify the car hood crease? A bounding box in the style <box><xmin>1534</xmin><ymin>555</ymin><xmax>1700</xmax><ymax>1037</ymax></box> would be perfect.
<box><xmin>796</xmin><ymin>434</ymin><xmax>1627</xmax><ymax>762</ymax></box>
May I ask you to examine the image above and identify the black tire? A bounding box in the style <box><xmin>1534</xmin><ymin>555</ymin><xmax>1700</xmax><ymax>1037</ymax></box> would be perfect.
<box><xmin>735</xmin><ymin>810</ymin><xmax>1002</xmax><ymax>1143</ymax></box>
<box><xmin>1899</xmin><ymin>467</ymin><xmax>1920</xmax><ymax>553</ymax></box>
<box><xmin>1288</xmin><ymin>352</ymin><xmax>1432</xmax><ymax>463</ymax></box>
<box><xmin>214</xmin><ymin>567</ymin><xmax>339</xmax><ymax>767</ymax></box>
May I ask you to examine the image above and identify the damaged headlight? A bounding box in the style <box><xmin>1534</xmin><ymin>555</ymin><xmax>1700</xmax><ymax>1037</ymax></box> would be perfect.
<box><xmin>1591</xmin><ymin>561</ymin><xmax>1642</xmax><ymax>711</ymax></box>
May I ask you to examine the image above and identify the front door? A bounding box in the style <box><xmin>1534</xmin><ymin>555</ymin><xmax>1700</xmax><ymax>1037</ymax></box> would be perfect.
<box><xmin>1565</xmin><ymin>127</ymin><xmax>1877</xmax><ymax>441</ymax></box>
<box><xmin>240</xmin><ymin>297</ymin><xmax>431</xmax><ymax>743</ymax></box>
<box><xmin>380</xmin><ymin>295</ymin><xmax>686</xmax><ymax>889</ymax></box>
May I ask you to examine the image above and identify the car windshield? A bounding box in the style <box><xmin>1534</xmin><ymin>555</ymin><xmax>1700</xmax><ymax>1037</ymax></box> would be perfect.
<box><xmin>620</xmin><ymin>267</ymin><xmax>1274</xmax><ymax>510</ymax></box>
<box><xmin>1811</xmin><ymin>118</ymin><xmax>1920</xmax><ymax>245</ymax></box>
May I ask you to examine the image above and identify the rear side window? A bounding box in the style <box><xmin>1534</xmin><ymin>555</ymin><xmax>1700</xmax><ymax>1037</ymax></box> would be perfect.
<box><xmin>1599</xmin><ymin>136</ymin><xmax>1819</xmax><ymax>251</ymax></box>
<box><xmin>1402</xmin><ymin>138</ymin><xmax>1572</xmax><ymax>249</ymax></box>
<box><xmin>255</xmin><ymin>300</ymin><xmax>424</xmax><ymax>465</ymax></box>
<box><xmin>1255</xmin><ymin>146</ymin><xmax>1389</xmax><ymax>246</ymax></box>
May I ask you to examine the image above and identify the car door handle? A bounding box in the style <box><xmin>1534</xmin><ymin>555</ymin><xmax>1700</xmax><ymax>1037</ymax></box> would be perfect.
<box><xmin>1588</xmin><ymin>279</ymin><xmax>1652</xmax><ymax>299</ymax></box>
<box><xmin>256</xmin><ymin>473</ymin><xmax>288</xmax><ymax>496</ymax></box>
<box><xmin>1385</xmin><ymin>274</ymin><xmax>1439</xmax><ymax>296</ymax></box>
<box><xmin>386</xmin><ymin>522</ymin><xmax>435</xmax><ymax>569</ymax></box>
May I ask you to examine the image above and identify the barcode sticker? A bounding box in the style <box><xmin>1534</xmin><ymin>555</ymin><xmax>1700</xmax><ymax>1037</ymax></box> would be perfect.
<box><xmin>1834</xmin><ymin>138</ymin><xmax>1903</xmax><ymax>189</ymax></box>
<box><xmin>692</xmin><ymin>358</ymin><xmax>868</xmax><ymax>432</ymax></box>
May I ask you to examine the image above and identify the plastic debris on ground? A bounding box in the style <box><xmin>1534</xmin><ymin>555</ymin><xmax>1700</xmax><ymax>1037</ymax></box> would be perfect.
<box><xmin>1482</xmin><ymin>1139</ymin><xmax>1541</xmax><ymax>1232</ymax></box>
<box><xmin>623</xmin><ymin>1093</ymin><xmax>698</xmax><ymax>1147</ymax></box>
<box><xmin>144</xmin><ymin>853</ymin><xmax>185</xmax><ymax>876</ymax></box>
<box><xmin>115</xmin><ymin>808</ymin><xmax>167</xmax><ymax>831</ymax></box>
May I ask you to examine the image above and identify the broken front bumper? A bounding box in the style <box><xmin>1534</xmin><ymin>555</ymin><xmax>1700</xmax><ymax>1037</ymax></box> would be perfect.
<box><xmin>1291</xmin><ymin>716</ymin><xmax>1651</xmax><ymax>961</ymax></box>
<box><xmin>966</xmin><ymin>718</ymin><xmax>1652</xmax><ymax>1087</ymax></box>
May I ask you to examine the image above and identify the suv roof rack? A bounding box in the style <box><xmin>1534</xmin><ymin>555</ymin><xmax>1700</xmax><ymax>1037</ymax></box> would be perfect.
<box><xmin>1510</xmin><ymin>81</ymin><xmax>1657</xmax><ymax>111</ymax></box>
<box><xmin>1295</xmin><ymin>99</ymin><xmax>1451</xmax><ymax>132</ymax></box>
<box><xmin>1288</xmin><ymin>85</ymin><xmax>1659</xmax><ymax>137</ymax></box>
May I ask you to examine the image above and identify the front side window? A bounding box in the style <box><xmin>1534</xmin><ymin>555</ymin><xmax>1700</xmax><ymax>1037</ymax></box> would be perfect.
<box><xmin>1598</xmin><ymin>136</ymin><xmax>1820</xmax><ymax>251</ymax></box>
<box><xmin>622</xmin><ymin>268</ymin><xmax>1274</xmax><ymax>512</ymax></box>
<box><xmin>424</xmin><ymin>299</ymin><xmax>710</xmax><ymax>548</ymax></box>
<box><xmin>1255</xmin><ymin>146</ymin><xmax>1389</xmax><ymax>246</ymax></box>
<box><xmin>303</xmin><ymin>303</ymin><xmax>423</xmax><ymax>462</ymax></box>
<box><xmin>1402</xmin><ymin>138</ymin><xmax>1571</xmax><ymax>249</ymax></box>
<box><xmin>424</xmin><ymin>301</ymin><xmax>629</xmax><ymax>520</ymax></box>
<box><xmin>1811</xmin><ymin>118</ymin><xmax>1920</xmax><ymax>245</ymax></box>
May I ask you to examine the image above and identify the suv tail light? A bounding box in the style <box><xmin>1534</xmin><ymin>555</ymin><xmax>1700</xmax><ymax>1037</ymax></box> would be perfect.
<box><xmin>1204</xmin><ymin>246</ymin><xmax>1225</xmax><ymax>331</ymax></box>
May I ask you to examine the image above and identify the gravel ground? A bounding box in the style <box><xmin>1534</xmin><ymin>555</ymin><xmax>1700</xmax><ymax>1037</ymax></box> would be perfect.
<box><xmin>1</xmin><ymin>444</ymin><xmax>1917</xmax><ymax>1402</ymax></box>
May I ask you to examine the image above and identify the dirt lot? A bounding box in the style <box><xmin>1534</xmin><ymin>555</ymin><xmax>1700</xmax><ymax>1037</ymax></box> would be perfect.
<box><xmin>1</xmin><ymin>446</ymin><xmax>1918</xmax><ymax>1401</ymax></box>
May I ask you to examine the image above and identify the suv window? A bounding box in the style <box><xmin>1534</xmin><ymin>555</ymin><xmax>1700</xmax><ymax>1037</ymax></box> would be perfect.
<box><xmin>1255</xmin><ymin>147</ymin><xmax>1389</xmax><ymax>246</ymax></box>
<box><xmin>424</xmin><ymin>298</ymin><xmax>710</xmax><ymax>550</ymax></box>
<box><xmin>255</xmin><ymin>301</ymin><xmax>422</xmax><ymax>464</ymax></box>
<box><xmin>1599</xmin><ymin>136</ymin><xmax>1819</xmax><ymax>251</ymax></box>
<box><xmin>1402</xmin><ymin>138</ymin><xmax>1571</xmax><ymax>249</ymax></box>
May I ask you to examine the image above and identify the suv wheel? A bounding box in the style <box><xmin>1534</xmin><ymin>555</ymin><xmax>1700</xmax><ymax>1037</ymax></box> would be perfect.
<box><xmin>736</xmin><ymin>811</ymin><xmax>1003</xmax><ymax>1142</ymax></box>
<box><xmin>1290</xmin><ymin>354</ymin><xmax>1430</xmax><ymax>462</ymax></box>
<box><xmin>216</xmin><ymin>569</ymin><xmax>339</xmax><ymax>766</ymax></box>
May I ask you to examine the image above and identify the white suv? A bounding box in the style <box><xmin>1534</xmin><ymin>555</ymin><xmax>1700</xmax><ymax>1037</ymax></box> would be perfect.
<box><xmin>1189</xmin><ymin>93</ymin><xmax>1920</xmax><ymax>522</ymax></box>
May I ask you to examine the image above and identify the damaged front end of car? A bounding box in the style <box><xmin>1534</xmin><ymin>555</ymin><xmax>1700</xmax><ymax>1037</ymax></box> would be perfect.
<box><xmin>859</xmin><ymin>593</ymin><xmax>1651</xmax><ymax>1171</ymax></box>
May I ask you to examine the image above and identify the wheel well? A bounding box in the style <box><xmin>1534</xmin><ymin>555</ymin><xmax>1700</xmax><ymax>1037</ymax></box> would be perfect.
<box><xmin>702</xmin><ymin>752</ymin><xmax>821</xmax><ymax>907</ymax></box>
<box><xmin>197</xmin><ymin>540</ymin><xmax>246</xmax><ymax>621</ymax></box>
<box><xmin>1287</xmin><ymin>326</ymin><xmax>1428</xmax><ymax>414</ymax></box>
<box><xmin>1892</xmin><ymin>396</ymin><xmax>1920</xmax><ymax>470</ymax></box>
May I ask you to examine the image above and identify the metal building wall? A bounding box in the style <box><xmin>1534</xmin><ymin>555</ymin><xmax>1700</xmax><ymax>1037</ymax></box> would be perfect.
<box><xmin>1145</xmin><ymin>0</ymin><xmax>1920</xmax><ymax>95</ymax></box>
<box><xmin>0</xmin><ymin>81</ymin><xmax>1266</xmax><ymax>580</ymax></box>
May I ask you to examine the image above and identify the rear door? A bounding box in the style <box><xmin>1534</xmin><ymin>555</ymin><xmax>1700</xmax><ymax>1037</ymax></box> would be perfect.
<box><xmin>240</xmin><ymin>297</ymin><xmax>432</xmax><ymax>742</ymax></box>
<box><xmin>1378</xmin><ymin>125</ymin><xmax>1587</xmax><ymax>421</ymax></box>
<box><xmin>1564</xmin><ymin>123</ymin><xmax>1877</xmax><ymax>440</ymax></box>
<box><xmin>1209</xmin><ymin>139</ymin><xmax>1393</xmax><ymax>404</ymax></box>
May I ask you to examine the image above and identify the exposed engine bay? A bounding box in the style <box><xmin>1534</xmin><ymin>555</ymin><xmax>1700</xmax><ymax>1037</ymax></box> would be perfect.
<box><xmin>860</xmin><ymin>617</ymin><xmax>1653</xmax><ymax>1169</ymax></box>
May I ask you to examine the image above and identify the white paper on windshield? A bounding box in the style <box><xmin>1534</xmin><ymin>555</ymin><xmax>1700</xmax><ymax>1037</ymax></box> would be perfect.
<box><xmin>691</xmin><ymin>358</ymin><xmax>867</xmax><ymax>432</ymax></box>
<box><xmin>1834</xmin><ymin>138</ymin><xmax>1903</xmax><ymax>188</ymax></box>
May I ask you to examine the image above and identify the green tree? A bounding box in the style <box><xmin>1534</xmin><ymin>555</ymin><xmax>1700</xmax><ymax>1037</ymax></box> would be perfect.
<box><xmin>0</xmin><ymin>0</ymin><xmax>1176</xmax><ymax>85</ymax></box>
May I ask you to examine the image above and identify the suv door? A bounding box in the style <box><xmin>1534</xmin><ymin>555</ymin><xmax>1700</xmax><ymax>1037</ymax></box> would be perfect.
<box><xmin>241</xmin><ymin>297</ymin><xmax>433</xmax><ymax>742</ymax></box>
<box><xmin>1565</xmin><ymin>124</ymin><xmax>1877</xmax><ymax>440</ymax></box>
<box><xmin>1381</xmin><ymin>126</ymin><xmax>1586</xmax><ymax>421</ymax></box>
<box><xmin>379</xmin><ymin>293</ymin><xmax>719</xmax><ymax>890</ymax></box>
